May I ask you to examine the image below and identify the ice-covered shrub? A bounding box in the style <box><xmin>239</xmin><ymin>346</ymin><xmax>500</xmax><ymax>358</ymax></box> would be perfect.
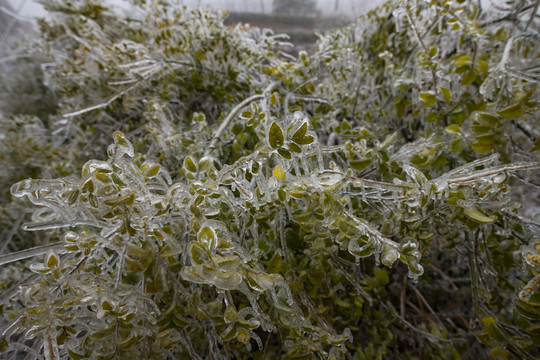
<box><xmin>0</xmin><ymin>0</ymin><xmax>539</xmax><ymax>359</ymax></box>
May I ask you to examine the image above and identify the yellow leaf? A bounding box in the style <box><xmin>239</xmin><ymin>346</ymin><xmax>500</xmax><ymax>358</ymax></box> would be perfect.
<box><xmin>273</xmin><ymin>165</ymin><xmax>286</xmax><ymax>180</ymax></box>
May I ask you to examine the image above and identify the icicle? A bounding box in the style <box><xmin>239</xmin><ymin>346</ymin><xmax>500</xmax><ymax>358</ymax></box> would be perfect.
<box><xmin>281</xmin><ymin>282</ymin><xmax>295</xmax><ymax>306</ymax></box>
<box><xmin>361</xmin><ymin>181</ymin><xmax>366</xmax><ymax>203</ymax></box>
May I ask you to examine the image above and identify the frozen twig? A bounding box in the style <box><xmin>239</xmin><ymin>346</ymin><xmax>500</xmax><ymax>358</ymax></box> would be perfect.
<box><xmin>62</xmin><ymin>79</ymin><xmax>145</xmax><ymax>118</ymax></box>
<box><xmin>203</xmin><ymin>94</ymin><xmax>264</xmax><ymax>157</ymax></box>
<box><xmin>204</xmin><ymin>82</ymin><xmax>278</xmax><ymax>157</ymax></box>
<box><xmin>0</xmin><ymin>243</ymin><xmax>65</xmax><ymax>267</ymax></box>
<box><xmin>446</xmin><ymin>162</ymin><xmax>540</xmax><ymax>185</ymax></box>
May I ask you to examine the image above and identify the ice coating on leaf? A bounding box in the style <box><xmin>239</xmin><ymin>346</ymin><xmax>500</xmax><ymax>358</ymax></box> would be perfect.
<box><xmin>198</xmin><ymin>225</ymin><xmax>217</xmax><ymax>251</ymax></box>
<box><xmin>64</xmin><ymin>231</ymin><xmax>79</xmax><ymax>243</ymax></box>
<box><xmin>181</xmin><ymin>266</ymin><xmax>244</xmax><ymax>290</ymax></box>
<box><xmin>492</xmin><ymin>173</ymin><xmax>506</xmax><ymax>184</ymax></box>
<box><xmin>10</xmin><ymin>179</ymin><xmax>35</xmax><ymax>198</ymax></box>
<box><xmin>520</xmin><ymin>243</ymin><xmax>540</xmax><ymax>268</ymax></box>
<box><xmin>199</xmin><ymin>155</ymin><xmax>221</xmax><ymax>172</ymax></box>
<box><xmin>381</xmin><ymin>245</ymin><xmax>399</xmax><ymax>267</ymax></box>
<box><xmin>273</xmin><ymin>165</ymin><xmax>286</xmax><ymax>180</ymax></box>
<box><xmin>403</xmin><ymin>164</ymin><xmax>427</xmax><ymax>186</ymax></box>
<box><xmin>313</xmin><ymin>171</ymin><xmax>345</xmax><ymax>192</ymax></box>
<box><xmin>82</xmin><ymin>160</ymin><xmax>113</xmax><ymax>177</ymax></box>
<box><xmin>107</xmin><ymin>131</ymin><xmax>134</xmax><ymax>159</ymax></box>
<box><xmin>399</xmin><ymin>239</ymin><xmax>424</xmax><ymax>281</ymax></box>
<box><xmin>45</xmin><ymin>249</ymin><xmax>59</xmax><ymax>268</ymax></box>
<box><xmin>390</xmin><ymin>135</ymin><xmax>436</xmax><ymax>163</ymax></box>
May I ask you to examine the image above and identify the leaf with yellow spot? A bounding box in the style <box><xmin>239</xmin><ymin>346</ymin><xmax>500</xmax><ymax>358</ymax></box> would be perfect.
<box><xmin>273</xmin><ymin>165</ymin><xmax>286</xmax><ymax>180</ymax></box>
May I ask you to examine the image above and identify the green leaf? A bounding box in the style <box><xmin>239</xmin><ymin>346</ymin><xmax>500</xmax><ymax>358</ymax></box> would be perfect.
<box><xmin>91</xmin><ymin>324</ymin><xmax>116</xmax><ymax>339</ymax></box>
<box><xmin>440</xmin><ymin>87</ymin><xmax>451</xmax><ymax>104</ymax></box>
<box><xmin>267</xmin><ymin>253</ymin><xmax>282</xmax><ymax>274</ymax></box>
<box><xmin>476</xmin><ymin>60</ymin><xmax>489</xmax><ymax>77</ymax></box>
<box><xmin>119</xmin><ymin>335</ymin><xmax>138</xmax><ymax>350</ymax></box>
<box><xmin>474</xmin><ymin>112</ymin><xmax>499</xmax><ymax>126</ymax></box>
<box><xmin>454</xmin><ymin>55</ymin><xmax>471</xmax><ymax>66</ymax></box>
<box><xmin>269</xmin><ymin>122</ymin><xmax>284</xmax><ymax>149</ymax></box>
<box><xmin>426</xmin><ymin>112</ymin><xmax>438</xmax><ymax>123</ymax></box>
<box><xmin>224</xmin><ymin>306</ymin><xmax>241</xmax><ymax>323</ymax></box>
<box><xmin>146</xmin><ymin>165</ymin><xmax>160</xmax><ymax>177</ymax></box>
<box><xmin>184</xmin><ymin>156</ymin><xmax>198</xmax><ymax>172</ymax></box>
<box><xmin>198</xmin><ymin>226</ymin><xmax>216</xmax><ymax>249</ymax></box>
<box><xmin>67</xmin><ymin>347</ymin><xmax>85</xmax><ymax>360</ymax></box>
<box><xmin>292</xmin><ymin>210</ymin><xmax>312</xmax><ymax>223</ymax></box>
<box><xmin>461</xmin><ymin>70</ymin><xmax>476</xmax><ymax>85</ymax></box>
<box><xmin>189</xmin><ymin>242</ymin><xmax>212</xmax><ymax>265</ymax></box>
<box><xmin>341</xmin><ymin>120</ymin><xmax>352</xmax><ymax>131</ymax></box>
<box><xmin>172</xmin><ymin>313</ymin><xmax>189</xmax><ymax>328</ymax></box>
<box><xmin>103</xmin><ymin>192</ymin><xmax>135</xmax><ymax>206</ymax></box>
<box><xmin>221</xmin><ymin>323</ymin><xmax>239</xmax><ymax>341</ymax></box>
<box><xmin>463</xmin><ymin>207</ymin><xmax>497</xmax><ymax>223</ymax></box>
<box><xmin>476</xmin><ymin>133</ymin><xmax>496</xmax><ymax>142</ymax></box>
<box><xmin>350</xmin><ymin>159</ymin><xmax>372</xmax><ymax>170</ymax></box>
<box><xmin>277</xmin><ymin>148</ymin><xmax>292</xmax><ymax>159</ymax></box>
<box><xmin>515</xmin><ymin>298</ymin><xmax>540</xmax><ymax>321</ymax></box>
<box><xmin>481</xmin><ymin>316</ymin><xmax>505</xmax><ymax>342</ymax></box>
<box><xmin>471</xmin><ymin>141</ymin><xmax>493</xmax><ymax>153</ymax></box>
<box><xmin>46</xmin><ymin>250</ymin><xmax>59</xmax><ymax>268</ymax></box>
<box><xmin>114</xmin><ymin>131</ymin><xmax>130</xmax><ymax>148</ymax></box>
<box><xmin>335</xmin><ymin>298</ymin><xmax>352</xmax><ymax>308</ymax></box>
<box><xmin>288</xmin><ymin>142</ymin><xmax>302</xmax><ymax>153</ymax></box>
<box><xmin>471</xmin><ymin>124</ymin><xmax>491</xmax><ymax>134</ymax></box>
<box><xmin>381</xmin><ymin>245</ymin><xmax>399</xmax><ymax>267</ymax></box>
<box><xmin>237</xmin><ymin>327</ymin><xmax>251</xmax><ymax>344</ymax></box>
<box><xmin>497</xmin><ymin>103</ymin><xmax>525</xmax><ymax>119</ymax></box>
<box><xmin>292</xmin><ymin>122</ymin><xmax>308</xmax><ymax>143</ymax></box>
<box><xmin>444</xmin><ymin>124</ymin><xmax>462</xmax><ymax>136</ymax></box>
<box><xmin>246</xmin><ymin>271</ymin><xmax>281</xmax><ymax>291</ymax></box>
<box><xmin>419</xmin><ymin>91</ymin><xmax>438</xmax><ymax>105</ymax></box>
<box><xmin>296</xmin><ymin>134</ymin><xmax>314</xmax><ymax>145</ymax></box>
<box><xmin>195</xmin><ymin>49</ymin><xmax>207</xmax><ymax>60</ymax></box>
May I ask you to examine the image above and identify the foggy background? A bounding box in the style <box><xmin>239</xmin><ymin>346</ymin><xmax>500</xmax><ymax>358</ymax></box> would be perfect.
<box><xmin>1</xmin><ymin>0</ymin><xmax>512</xmax><ymax>54</ymax></box>
<box><xmin>1</xmin><ymin>0</ymin><xmax>387</xmax><ymax>54</ymax></box>
<box><xmin>5</xmin><ymin>0</ymin><xmax>384</xmax><ymax>19</ymax></box>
